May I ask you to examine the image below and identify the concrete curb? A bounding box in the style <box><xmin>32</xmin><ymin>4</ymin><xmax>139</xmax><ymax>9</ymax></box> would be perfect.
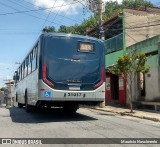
<box><xmin>92</xmin><ymin>107</ymin><xmax>160</xmax><ymax>122</ymax></box>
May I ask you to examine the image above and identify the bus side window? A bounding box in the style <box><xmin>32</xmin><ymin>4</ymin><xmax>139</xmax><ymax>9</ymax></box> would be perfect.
<box><xmin>32</xmin><ymin>46</ymin><xmax>37</xmax><ymax>71</ymax></box>
<box><xmin>20</xmin><ymin>66</ymin><xmax>22</xmax><ymax>80</ymax></box>
<box><xmin>25</xmin><ymin>59</ymin><xmax>28</xmax><ymax>77</ymax></box>
<box><xmin>35</xmin><ymin>46</ymin><xmax>38</xmax><ymax>68</ymax></box>
<box><xmin>19</xmin><ymin>68</ymin><xmax>21</xmax><ymax>81</ymax></box>
<box><xmin>19</xmin><ymin>66</ymin><xmax>21</xmax><ymax>80</ymax></box>
<box><xmin>22</xmin><ymin>62</ymin><xmax>25</xmax><ymax>79</ymax></box>
<box><xmin>19</xmin><ymin>66</ymin><xmax>22</xmax><ymax>80</ymax></box>
<box><xmin>17</xmin><ymin>68</ymin><xmax>20</xmax><ymax>82</ymax></box>
<box><xmin>28</xmin><ymin>53</ymin><xmax>32</xmax><ymax>74</ymax></box>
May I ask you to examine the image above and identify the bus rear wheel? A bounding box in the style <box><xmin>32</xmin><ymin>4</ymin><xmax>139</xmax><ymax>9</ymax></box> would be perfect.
<box><xmin>18</xmin><ymin>103</ymin><xmax>24</xmax><ymax>108</ymax></box>
<box><xmin>25</xmin><ymin>92</ymin><xmax>33</xmax><ymax>112</ymax></box>
<box><xmin>63</xmin><ymin>103</ymin><xmax>79</xmax><ymax>113</ymax></box>
<box><xmin>17</xmin><ymin>94</ymin><xmax>24</xmax><ymax>108</ymax></box>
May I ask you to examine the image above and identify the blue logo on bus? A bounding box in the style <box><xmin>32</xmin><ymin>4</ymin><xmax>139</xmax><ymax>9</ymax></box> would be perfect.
<box><xmin>44</xmin><ymin>91</ymin><xmax>51</xmax><ymax>97</ymax></box>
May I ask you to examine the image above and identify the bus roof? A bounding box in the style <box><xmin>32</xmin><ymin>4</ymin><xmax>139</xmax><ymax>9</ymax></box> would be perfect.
<box><xmin>15</xmin><ymin>33</ymin><xmax>104</xmax><ymax>71</ymax></box>
<box><xmin>41</xmin><ymin>32</ymin><xmax>104</xmax><ymax>44</ymax></box>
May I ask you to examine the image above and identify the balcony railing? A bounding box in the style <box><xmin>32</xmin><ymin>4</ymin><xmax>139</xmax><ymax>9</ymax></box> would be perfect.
<box><xmin>104</xmin><ymin>33</ymin><xmax>123</xmax><ymax>54</ymax></box>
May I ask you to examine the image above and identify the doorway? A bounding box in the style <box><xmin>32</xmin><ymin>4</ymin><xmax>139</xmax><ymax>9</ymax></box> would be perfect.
<box><xmin>111</xmin><ymin>74</ymin><xmax>119</xmax><ymax>100</ymax></box>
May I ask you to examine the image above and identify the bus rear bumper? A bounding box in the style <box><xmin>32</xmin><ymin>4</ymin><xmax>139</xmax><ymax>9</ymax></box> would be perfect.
<box><xmin>31</xmin><ymin>81</ymin><xmax>106</xmax><ymax>106</ymax></box>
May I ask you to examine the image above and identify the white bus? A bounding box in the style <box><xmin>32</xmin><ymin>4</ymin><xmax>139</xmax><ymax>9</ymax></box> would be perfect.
<box><xmin>13</xmin><ymin>33</ymin><xmax>105</xmax><ymax>113</ymax></box>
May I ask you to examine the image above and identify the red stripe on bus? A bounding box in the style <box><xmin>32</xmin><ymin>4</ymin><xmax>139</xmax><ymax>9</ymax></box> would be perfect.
<box><xmin>42</xmin><ymin>64</ymin><xmax>54</xmax><ymax>87</ymax></box>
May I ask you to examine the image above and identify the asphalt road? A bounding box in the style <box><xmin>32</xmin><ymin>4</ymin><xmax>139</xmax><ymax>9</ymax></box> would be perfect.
<box><xmin>0</xmin><ymin>106</ymin><xmax>160</xmax><ymax>147</ymax></box>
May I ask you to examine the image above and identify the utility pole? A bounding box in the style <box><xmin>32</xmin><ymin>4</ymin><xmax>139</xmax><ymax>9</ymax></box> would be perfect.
<box><xmin>88</xmin><ymin>0</ymin><xmax>105</xmax><ymax>108</ymax></box>
<box><xmin>97</xmin><ymin>0</ymin><xmax>104</xmax><ymax>40</ymax></box>
<box><xmin>88</xmin><ymin>0</ymin><xmax>105</xmax><ymax>40</ymax></box>
<box><xmin>97</xmin><ymin>0</ymin><xmax>105</xmax><ymax>108</ymax></box>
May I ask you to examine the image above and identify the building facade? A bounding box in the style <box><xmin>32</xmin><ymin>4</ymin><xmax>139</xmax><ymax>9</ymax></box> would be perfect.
<box><xmin>87</xmin><ymin>7</ymin><xmax>160</xmax><ymax>105</ymax></box>
<box><xmin>127</xmin><ymin>35</ymin><xmax>160</xmax><ymax>103</ymax></box>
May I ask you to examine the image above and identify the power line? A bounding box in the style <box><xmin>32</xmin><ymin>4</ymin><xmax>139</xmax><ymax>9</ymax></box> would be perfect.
<box><xmin>36</xmin><ymin>0</ymin><xmax>59</xmax><ymax>36</ymax></box>
<box><xmin>126</xmin><ymin>20</ymin><xmax>160</xmax><ymax>28</ymax></box>
<box><xmin>0</xmin><ymin>1</ymin><xmax>19</xmax><ymax>12</ymax></box>
<box><xmin>49</xmin><ymin>0</ymin><xmax>90</xmax><ymax>27</ymax></box>
<box><xmin>54</xmin><ymin>2</ymin><xmax>74</xmax><ymax>29</ymax></box>
<box><xmin>20</xmin><ymin>0</ymin><xmax>83</xmax><ymax>24</ymax></box>
<box><xmin>7</xmin><ymin>0</ymin><xmax>82</xmax><ymax>25</ymax></box>
<box><xmin>126</xmin><ymin>22</ymin><xmax>160</xmax><ymax>29</ymax></box>
<box><xmin>125</xmin><ymin>15</ymin><xmax>160</xmax><ymax>27</ymax></box>
<box><xmin>100</xmin><ymin>18</ymin><xmax>160</xmax><ymax>31</ymax></box>
<box><xmin>126</xmin><ymin>32</ymin><xmax>138</xmax><ymax>43</ymax></box>
<box><xmin>0</xmin><ymin>0</ymin><xmax>83</xmax><ymax>18</ymax></box>
<box><xmin>125</xmin><ymin>7</ymin><xmax>160</xmax><ymax>19</ymax></box>
<box><xmin>40</xmin><ymin>0</ymin><xmax>58</xmax><ymax>31</ymax></box>
<box><xmin>49</xmin><ymin>1</ymin><xmax>65</xmax><ymax>26</ymax></box>
<box><xmin>0</xmin><ymin>1</ymin><xmax>84</xmax><ymax>27</ymax></box>
<box><xmin>76</xmin><ymin>0</ymin><xmax>93</xmax><ymax>16</ymax></box>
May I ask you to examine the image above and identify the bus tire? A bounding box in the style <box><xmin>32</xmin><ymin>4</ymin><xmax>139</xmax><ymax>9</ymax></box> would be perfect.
<box><xmin>16</xmin><ymin>94</ymin><xmax>23</xmax><ymax>108</ymax></box>
<box><xmin>18</xmin><ymin>103</ymin><xmax>23</xmax><ymax>108</ymax></box>
<box><xmin>16</xmin><ymin>93</ymin><xmax>18</xmax><ymax>102</ymax></box>
<box><xmin>25</xmin><ymin>91</ymin><xmax>32</xmax><ymax>112</ymax></box>
<box><xmin>46</xmin><ymin>104</ymin><xmax>51</xmax><ymax>110</ymax></box>
<box><xmin>63</xmin><ymin>103</ymin><xmax>79</xmax><ymax>113</ymax></box>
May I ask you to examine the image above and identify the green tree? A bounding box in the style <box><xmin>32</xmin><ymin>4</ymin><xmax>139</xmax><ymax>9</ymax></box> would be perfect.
<box><xmin>58</xmin><ymin>25</ymin><xmax>68</xmax><ymax>33</ymax></box>
<box><xmin>103</xmin><ymin>1</ymin><xmax>122</xmax><ymax>21</ymax></box>
<box><xmin>42</xmin><ymin>26</ymin><xmax>56</xmax><ymax>33</ymax></box>
<box><xmin>43</xmin><ymin>0</ymin><xmax>154</xmax><ymax>35</ymax></box>
<box><xmin>108</xmin><ymin>52</ymin><xmax>150</xmax><ymax>113</ymax></box>
<box><xmin>76</xmin><ymin>16</ymin><xmax>98</xmax><ymax>35</ymax></box>
<box><xmin>58</xmin><ymin>16</ymin><xmax>98</xmax><ymax>35</ymax></box>
<box><xmin>122</xmin><ymin>0</ymin><xmax>153</xmax><ymax>8</ymax></box>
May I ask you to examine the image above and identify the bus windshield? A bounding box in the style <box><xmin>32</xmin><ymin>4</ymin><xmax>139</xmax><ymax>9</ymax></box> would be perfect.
<box><xmin>42</xmin><ymin>35</ymin><xmax>104</xmax><ymax>89</ymax></box>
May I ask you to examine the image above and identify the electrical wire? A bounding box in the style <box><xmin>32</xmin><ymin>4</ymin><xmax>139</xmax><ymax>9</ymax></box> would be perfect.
<box><xmin>0</xmin><ymin>0</ymin><xmax>83</xmax><ymax>18</ymax></box>
<box><xmin>54</xmin><ymin>2</ymin><xmax>74</xmax><ymax>29</ymax></box>
<box><xmin>0</xmin><ymin>2</ymin><xmax>80</xmax><ymax>27</ymax></box>
<box><xmin>126</xmin><ymin>22</ymin><xmax>160</xmax><ymax>29</ymax></box>
<box><xmin>49</xmin><ymin>1</ymin><xmax>65</xmax><ymax>26</ymax></box>
<box><xmin>40</xmin><ymin>0</ymin><xmax>58</xmax><ymax>30</ymax></box>
<box><xmin>7</xmin><ymin>0</ymin><xmax>82</xmax><ymax>25</ymax></box>
<box><xmin>76</xmin><ymin>0</ymin><xmax>93</xmax><ymax>16</ymax></box>
<box><xmin>126</xmin><ymin>32</ymin><xmax>138</xmax><ymax>43</ymax></box>
<box><xmin>24</xmin><ymin>0</ymin><xmax>83</xmax><ymax>24</ymax></box>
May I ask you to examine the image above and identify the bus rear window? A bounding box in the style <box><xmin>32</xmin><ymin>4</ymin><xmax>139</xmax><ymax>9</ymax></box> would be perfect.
<box><xmin>78</xmin><ymin>42</ymin><xmax>95</xmax><ymax>53</ymax></box>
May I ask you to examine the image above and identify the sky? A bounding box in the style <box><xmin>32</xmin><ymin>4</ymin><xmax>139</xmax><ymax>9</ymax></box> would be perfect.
<box><xmin>0</xmin><ymin>0</ymin><xmax>158</xmax><ymax>87</ymax></box>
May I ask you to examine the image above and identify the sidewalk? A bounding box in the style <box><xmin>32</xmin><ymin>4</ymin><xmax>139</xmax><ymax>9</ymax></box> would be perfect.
<box><xmin>92</xmin><ymin>106</ymin><xmax>160</xmax><ymax>122</ymax></box>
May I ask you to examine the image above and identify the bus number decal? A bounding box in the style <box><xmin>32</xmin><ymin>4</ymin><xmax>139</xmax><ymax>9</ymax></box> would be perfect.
<box><xmin>65</xmin><ymin>93</ymin><xmax>82</xmax><ymax>97</ymax></box>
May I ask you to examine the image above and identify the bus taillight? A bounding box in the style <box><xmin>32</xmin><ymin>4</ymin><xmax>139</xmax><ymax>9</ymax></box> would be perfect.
<box><xmin>94</xmin><ymin>67</ymin><xmax>105</xmax><ymax>89</ymax></box>
<box><xmin>42</xmin><ymin>64</ymin><xmax>54</xmax><ymax>87</ymax></box>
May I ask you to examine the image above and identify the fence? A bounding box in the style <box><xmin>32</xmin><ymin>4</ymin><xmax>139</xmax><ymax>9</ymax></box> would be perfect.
<box><xmin>104</xmin><ymin>33</ymin><xmax>123</xmax><ymax>54</ymax></box>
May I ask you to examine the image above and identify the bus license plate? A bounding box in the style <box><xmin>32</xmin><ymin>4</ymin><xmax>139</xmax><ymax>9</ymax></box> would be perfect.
<box><xmin>64</xmin><ymin>93</ymin><xmax>85</xmax><ymax>98</ymax></box>
<box><xmin>69</xmin><ymin>86</ymin><xmax>80</xmax><ymax>90</ymax></box>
